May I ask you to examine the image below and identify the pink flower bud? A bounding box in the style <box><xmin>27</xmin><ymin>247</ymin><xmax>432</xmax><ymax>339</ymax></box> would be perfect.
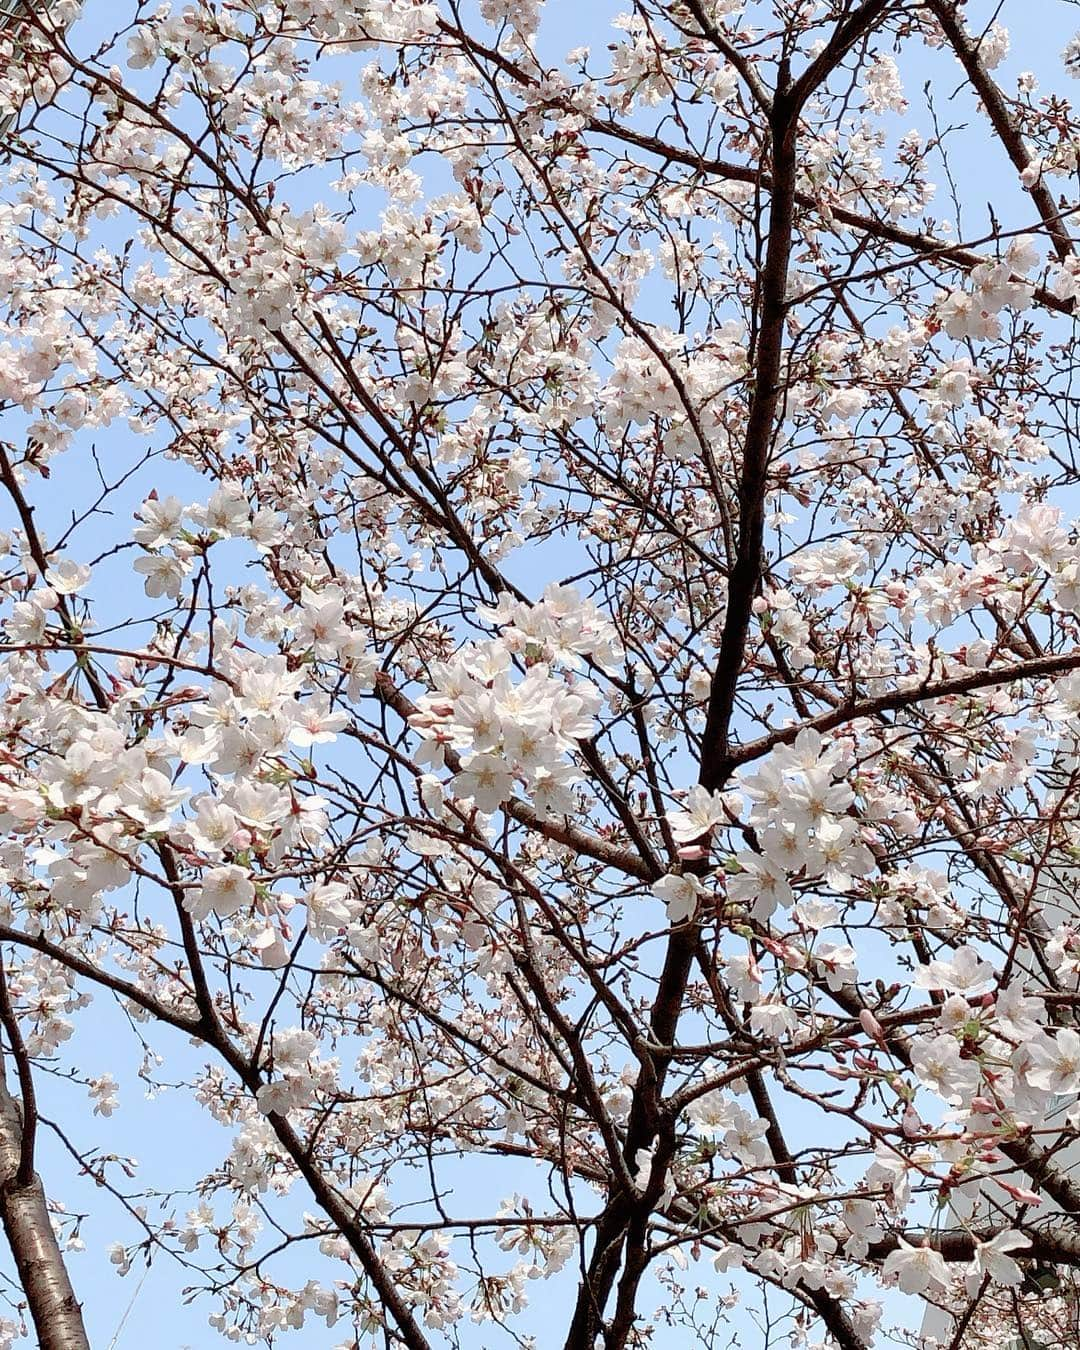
<box><xmin>859</xmin><ymin>1008</ymin><xmax>885</xmax><ymax>1045</ymax></box>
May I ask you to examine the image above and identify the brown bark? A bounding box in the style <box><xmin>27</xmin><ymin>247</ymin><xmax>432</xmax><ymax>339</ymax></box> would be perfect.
<box><xmin>563</xmin><ymin>8</ymin><xmax>897</xmax><ymax>1348</ymax></box>
<box><xmin>0</xmin><ymin>1078</ymin><xmax>89</xmax><ymax>1350</ymax></box>
<box><xmin>928</xmin><ymin>0</ymin><xmax>1075</xmax><ymax>262</ymax></box>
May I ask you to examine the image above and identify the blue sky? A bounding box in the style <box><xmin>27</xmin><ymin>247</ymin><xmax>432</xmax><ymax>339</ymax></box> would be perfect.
<box><xmin>4</xmin><ymin>2</ymin><xmax>1080</xmax><ymax>1348</ymax></box>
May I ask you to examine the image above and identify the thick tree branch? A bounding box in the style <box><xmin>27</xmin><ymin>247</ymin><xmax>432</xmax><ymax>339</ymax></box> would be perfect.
<box><xmin>732</xmin><ymin>646</ymin><xmax>1080</xmax><ymax>767</ymax></box>
<box><xmin>868</xmin><ymin>1227</ymin><xmax>1080</xmax><ymax>1265</ymax></box>
<box><xmin>928</xmin><ymin>0</ymin><xmax>1075</xmax><ymax>261</ymax></box>
<box><xmin>0</xmin><ymin>1077</ymin><xmax>88</xmax><ymax>1350</ymax></box>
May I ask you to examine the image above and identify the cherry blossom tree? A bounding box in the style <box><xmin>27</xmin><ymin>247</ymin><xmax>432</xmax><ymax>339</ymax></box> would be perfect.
<box><xmin>5</xmin><ymin>0</ymin><xmax>1080</xmax><ymax>1347</ymax></box>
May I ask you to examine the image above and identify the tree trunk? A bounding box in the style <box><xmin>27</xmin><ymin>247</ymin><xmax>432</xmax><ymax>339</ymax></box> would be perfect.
<box><xmin>0</xmin><ymin>1078</ymin><xmax>89</xmax><ymax>1350</ymax></box>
